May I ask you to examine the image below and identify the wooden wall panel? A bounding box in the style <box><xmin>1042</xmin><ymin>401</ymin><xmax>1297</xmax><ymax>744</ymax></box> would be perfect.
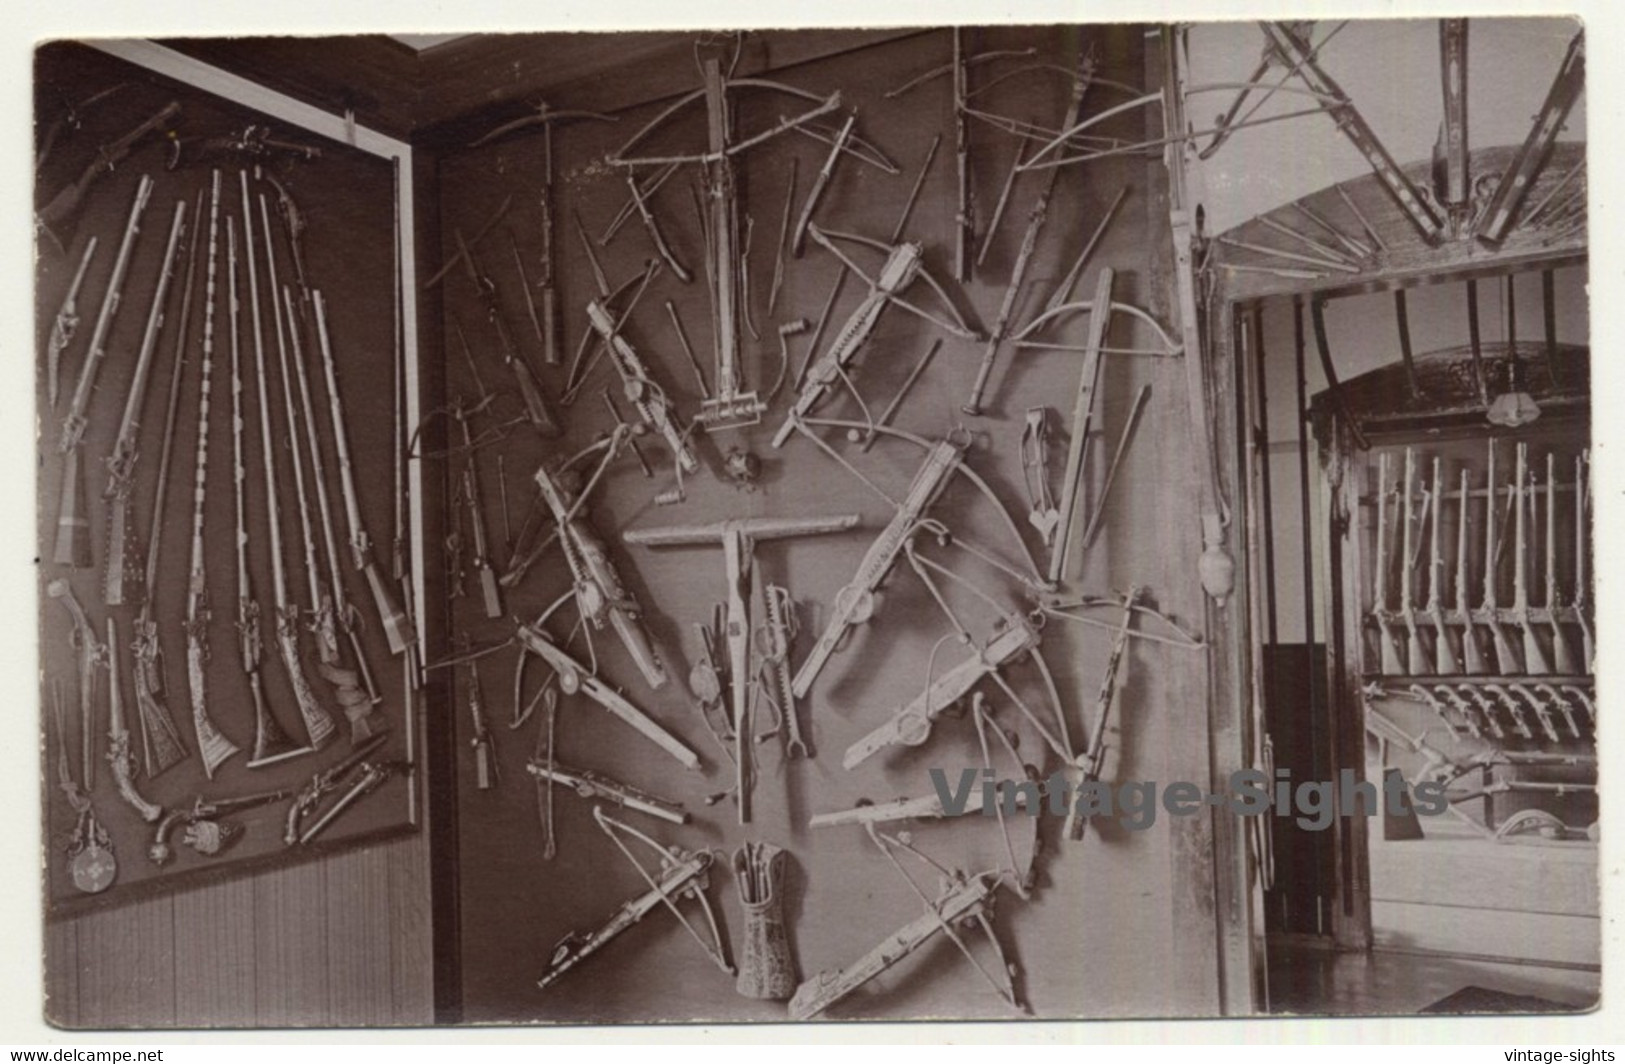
<box><xmin>46</xmin><ymin>833</ymin><xmax>431</xmax><ymax>1029</ymax></box>
<box><xmin>43</xmin><ymin>918</ymin><xmax>77</xmax><ymax>1028</ymax></box>
<box><xmin>386</xmin><ymin>835</ymin><xmax>435</xmax><ymax>1022</ymax></box>
<box><xmin>252</xmin><ymin>859</ymin><xmax>330</xmax><ymax>1025</ymax></box>
<box><xmin>73</xmin><ymin>895</ymin><xmax>176</xmax><ymax>1028</ymax></box>
<box><xmin>325</xmin><ymin>847</ymin><xmax>395</xmax><ymax>1025</ymax></box>
<box><xmin>172</xmin><ymin>877</ymin><xmax>258</xmax><ymax>1026</ymax></box>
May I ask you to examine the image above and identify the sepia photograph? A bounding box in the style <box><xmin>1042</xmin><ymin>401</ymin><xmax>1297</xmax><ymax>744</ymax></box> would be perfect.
<box><xmin>29</xmin><ymin>11</ymin><xmax>1602</xmax><ymax>1033</ymax></box>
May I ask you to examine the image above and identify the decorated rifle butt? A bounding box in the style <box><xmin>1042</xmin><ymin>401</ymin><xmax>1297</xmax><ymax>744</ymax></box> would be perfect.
<box><xmin>54</xmin><ymin>447</ymin><xmax>92</xmax><ymax>568</ymax></box>
<box><xmin>186</xmin><ymin>633</ymin><xmax>241</xmax><ymax>778</ymax></box>
<box><xmin>316</xmin><ymin>656</ymin><xmax>387</xmax><ymax>743</ymax></box>
<box><xmin>274</xmin><ymin>614</ymin><xmax>337</xmax><ymax>751</ymax></box>
<box><xmin>734</xmin><ymin>843</ymin><xmax>796</xmax><ymax>1000</ymax></box>
<box><xmin>364</xmin><ymin>560</ymin><xmax>416</xmax><ymax>658</ymax></box>
<box><xmin>245</xmin><ymin>668</ymin><xmax>310</xmax><ymax>769</ymax></box>
<box><xmin>106</xmin><ymin>618</ymin><xmax>163</xmax><ymax>823</ymax></box>
<box><xmin>131</xmin><ymin>621</ymin><xmax>188</xmax><ymax>777</ymax></box>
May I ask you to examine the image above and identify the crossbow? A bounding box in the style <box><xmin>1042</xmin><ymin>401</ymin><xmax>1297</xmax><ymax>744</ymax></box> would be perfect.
<box><xmin>538</xmin><ymin>807</ymin><xmax>732</xmax><ymax>990</ymax></box>
<box><xmin>770</xmin><ymin>223</ymin><xmax>978</xmax><ymax>449</ymax></box>
<box><xmin>784</xmin><ymin>418</ymin><xmax>1052</xmax><ymax>701</ymax></box>
<box><xmin>788</xmin><ymin>826</ymin><xmax>1028</xmax><ymax>1020</ymax></box>
<box><xmin>469</xmin><ymin>100</ymin><xmax>620</xmax><ymax>367</ymax></box>
<box><xmin>607</xmin><ymin>34</ymin><xmax>846</xmax><ymax>431</ymax></box>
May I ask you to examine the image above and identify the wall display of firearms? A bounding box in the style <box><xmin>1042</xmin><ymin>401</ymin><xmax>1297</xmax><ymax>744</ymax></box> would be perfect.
<box><xmin>1334</xmin><ymin>348</ymin><xmax>1594</xmax><ymax>847</ymax></box>
<box><xmin>1360</xmin><ymin>439</ymin><xmax>1592</xmax><ymax>687</ymax></box>
<box><xmin>36</xmin><ymin>43</ymin><xmax>420</xmax><ymax>913</ymax></box>
<box><xmin>434</xmin><ymin>24</ymin><xmax>1209</xmax><ymax>1024</ymax></box>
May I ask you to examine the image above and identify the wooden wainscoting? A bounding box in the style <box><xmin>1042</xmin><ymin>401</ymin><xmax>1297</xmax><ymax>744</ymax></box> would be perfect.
<box><xmin>45</xmin><ymin>833</ymin><xmax>432</xmax><ymax>1029</ymax></box>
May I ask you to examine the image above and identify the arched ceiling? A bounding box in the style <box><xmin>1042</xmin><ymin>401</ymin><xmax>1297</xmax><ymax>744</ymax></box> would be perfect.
<box><xmin>1188</xmin><ymin>18</ymin><xmax>1585</xmax><ymax>236</ymax></box>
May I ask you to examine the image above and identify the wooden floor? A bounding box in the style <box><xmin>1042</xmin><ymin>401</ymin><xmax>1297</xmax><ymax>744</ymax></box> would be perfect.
<box><xmin>1266</xmin><ymin>940</ymin><xmax>1600</xmax><ymax>1017</ymax></box>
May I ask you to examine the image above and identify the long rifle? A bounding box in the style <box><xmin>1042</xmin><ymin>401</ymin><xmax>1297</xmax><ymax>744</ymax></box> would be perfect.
<box><xmin>46</xmin><ymin>237</ymin><xmax>98</xmax><ymax>409</ymax></box>
<box><xmin>242</xmin><ymin>173</ymin><xmax>336</xmax><ymax>752</ymax></box>
<box><xmin>55</xmin><ymin>175</ymin><xmax>153</xmax><ymax>569</ymax></box>
<box><xmin>260</xmin><ymin>194</ymin><xmax>382</xmax><ymax>742</ymax></box>
<box><xmin>37</xmin><ymin>101</ymin><xmax>179</xmax><ymax>254</ymax></box>
<box><xmin>1545</xmin><ymin>452</ymin><xmax>1578</xmax><ymax>674</ymax></box>
<box><xmin>1399</xmin><ymin>448</ymin><xmax>1431</xmax><ymax>673</ymax></box>
<box><xmin>1512</xmin><ymin>442</ymin><xmax>1550</xmax><ymax>674</ymax></box>
<box><xmin>1456</xmin><ymin>467</ymin><xmax>1487</xmax><ymax>674</ymax></box>
<box><xmin>227</xmin><ymin>216</ymin><xmax>309</xmax><ymax>769</ymax></box>
<box><xmin>1426</xmin><ymin>456</ymin><xmax>1459</xmax><ymax>674</ymax></box>
<box><xmin>1372</xmin><ymin>453</ymin><xmax>1404</xmax><ymax>673</ymax></box>
<box><xmin>284</xmin><ymin>287</ymin><xmax>385</xmax><ymax>737</ymax></box>
<box><xmin>1479</xmin><ymin>441</ymin><xmax>1521</xmax><ymax>672</ymax></box>
<box><xmin>1574</xmin><ymin>451</ymin><xmax>1592</xmax><ymax>668</ymax></box>
<box><xmin>129</xmin><ymin>194</ymin><xmax>203</xmax><ymax>778</ymax></box>
<box><xmin>104</xmin><ymin>198</ymin><xmax>188</xmax><ymax>606</ymax></box>
<box><xmin>312</xmin><ymin>289</ymin><xmax>418</xmax><ymax>658</ymax></box>
<box><xmin>104</xmin><ymin>617</ymin><xmax>162</xmax><ymax>822</ymax></box>
<box><xmin>185</xmin><ymin>171</ymin><xmax>241</xmax><ymax>778</ymax></box>
<box><xmin>48</xmin><ymin>578</ymin><xmax>100</xmax><ymax>788</ymax></box>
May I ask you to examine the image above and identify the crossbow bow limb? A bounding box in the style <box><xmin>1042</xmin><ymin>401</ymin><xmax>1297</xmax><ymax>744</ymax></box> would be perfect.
<box><xmin>538</xmin><ymin>807</ymin><xmax>732</xmax><ymax>989</ymax></box>
<box><xmin>608</xmin><ymin>35</ymin><xmax>845</xmax><ymax>431</ymax></box>
<box><xmin>788</xmin><ymin>825</ymin><xmax>1028</xmax><ymax>1019</ymax></box>
<box><xmin>784</xmin><ymin>417</ymin><xmax>1054</xmax><ymax>701</ymax></box>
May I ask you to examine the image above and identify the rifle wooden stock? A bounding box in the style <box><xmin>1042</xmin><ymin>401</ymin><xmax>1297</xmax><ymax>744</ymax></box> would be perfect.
<box><xmin>1456</xmin><ymin>467</ymin><xmax>1487</xmax><ymax>674</ymax></box>
<box><xmin>242</xmin><ymin>174</ymin><xmax>336</xmax><ymax>752</ymax></box>
<box><xmin>56</xmin><ymin>175</ymin><xmax>153</xmax><ymax>569</ymax></box>
<box><xmin>793</xmin><ymin>438</ymin><xmax>964</xmax><ymax>699</ymax></box>
<box><xmin>1513</xmin><ymin>443</ymin><xmax>1550</xmax><ymax>674</ymax></box>
<box><xmin>312</xmin><ymin>290</ymin><xmax>418</xmax><ymax>657</ymax></box>
<box><xmin>227</xmin><ymin>216</ymin><xmax>309</xmax><ymax>771</ymax></box>
<box><xmin>46</xmin><ymin>236</ymin><xmax>98</xmax><ymax>408</ymax></box>
<box><xmin>105</xmin><ymin>618</ymin><xmax>162</xmax><ymax>823</ymax></box>
<box><xmin>104</xmin><ymin>198</ymin><xmax>188</xmax><ymax>607</ymax></box>
<box><xmin>1479</xmin><ymin>442</ymin><xmax>1521</xmax><ymax>672</ymax></box>
<box><xmin>1373</xmin><ymin>453</ymin><xmax>1404</xmax><ymax>673</ymax></box>
<box><xmin>129</xmin><ymin>193</ymin><xmax>207</xmax><ymax>780</ymax></box>
<box><xmin>37</xmin><ymin>102</ymin><xmax>178</xmax><ymax>253</ymax></box>
<box><xmin>1545</xmin><ymin>453</ymin><xmax>1579</xmax><ymax>674</ymax></box>
<box><xmin>1575</xmin><ymin>452</ymin><xmax>1592</xmax><ymax>667</ymax></box>
<box><xmin>48</xmin><ymin>578</ymin><xmax>100</xmax><ymax>785</ymax></box>
<box><xmin>1426</xmin><ymin>457</ymin><xmax>1460</xmax><ymax>673</ymax></box>
<box><xmin>185</xmin><ymin>172</ymin><xmax>241</xmax><ymax>778</ymax></box>
<box><xmin>1399</xmin><ymin>448</ymin><xmax>1432</xmax><ymax>673</ymax></box>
